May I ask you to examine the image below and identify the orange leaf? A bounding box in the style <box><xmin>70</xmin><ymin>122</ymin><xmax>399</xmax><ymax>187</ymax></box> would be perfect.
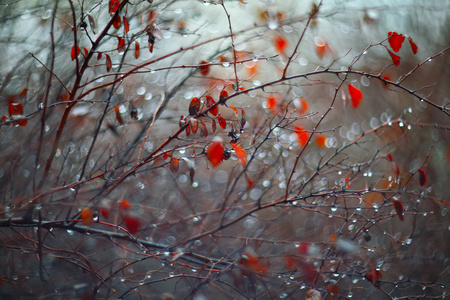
<box><xmin>135</xmin><ymin>41</ymin><xmax>140</xmax><ymax>59</ymax></box>
<box><xmin>315</xmin><ymin>134</ymin><xmax>326</xmax><ymax>148</ymax></box>
<box><xmin>393</xmin><ymin>200</ymin><xmax>404</xmax><ymax>221</ymax></box>
<box><xmin>170</xmin><ymin>157</ymin><xmax>179</xmax><ymax>172</ymax></box>
<box><xmin>265</xmin><ymin>94</ymin><xmax>280</xmax><ymax>114</ymax></box>
<box><xmin>314</xmin><ymin>37</ymin><xmax>327</xmax><ymax>59</ymax></box>
<box><xmin>387</xmin><ymin>49</ymin><xmax>400</xmax><ymax>66</ymax></box>
<box><xmin>105</xmin><ymin>53</ymin><xmax>112</xmax><ymax>72</ymax></box>
<box><xmin>347</xmin><ymin>84</ymin><xmax>363</xmax><ymax>108</ymax></box>
<box><xmin>418</xmin><ymin>168</ymin><xmax>426</xmax><ymax>186</ymax></box>
<box><xmin>123</xmin><ymin>216</ymin><xmax>141</xmax><ymax>235</ymax></box>
<box><xmin>388</xmin><ymin>32</ymin><xmax>405</xmax><ymax>52</ymax></box>
<box><xmin>365</xmin><ymin>269</ymin><xmax>382</xmax><ymax>286</ymax></box>
<box><xmin>207</xmin><ymin>140</ymin><xmax>224</xmax><ymax>167</ymax></box>
<box><xmin>408</xmin><ymin>36</ymin><xmax>418</xmax><ymax>54</ymax></box>
<box><xmin>185</xmin><ymin>124</ymin><xmax>191</xmax><ymax>136</ymax></box>
<box><xmin>117</xmin><ymin>37</ymin><xmax>126</xmax><ymax>53</ymax></box>
<box><xmin>114</xmin><ymin>106</ymin><xmax>123</xmax><ymax>125</ymax></box>
<box><xmin>274</xmin><ymin>35</ymin><xmax>288</xmax><ymax>56</ymax></box>
<box><xmin>229</xmin><ymin>105</ymin><xmax>238</xmax><ymax>117</ymax></box>
<box><xmin>216</xmin><ymin>116</ymin><xmax>226</xmax><ymax>129</ymax></box>
<box><xmin>199</xmin><ymin>60</ymin><xmax>210</xmax><ymax>76</ymax></box>
<box><xmin>230</xmin><ymin>141</ymin><xmax>246</xmax><ymax>166</ymax></box>
<box><xmin>119</xmin><ymin>199</ymin><xmax>131</xmax><ymax>211</ymax></box>
<box><xmin>123</xmin><ymin>16</ymin><xmax>129</xmax><ymax>34</ymax></box>
<box><xmin>294</xmin><ymin>126</ymin><xmax>309</xmax><ymax>147</ymax></box>
<box><xmin>205</xmin><ymin>95</ymin><xmax>218</xmax><ymax>116</ymax></box>
<box><xmin>80</xmin><ymin>208</ymin><xmax>93</xmax><ymax>225</ymax></box>
<box><xmin>295</xmin><ymin>97</ymin><xmax>309</xmax><ymax>115</ymax></box>
<box><xmin>189</xmin><ymin>97</ymin><xmax>200</xmax><ymax>116</ymax></box>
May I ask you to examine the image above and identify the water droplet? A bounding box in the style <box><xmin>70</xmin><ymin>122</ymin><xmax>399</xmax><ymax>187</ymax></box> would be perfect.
<box><xmin>331</xmin><ymin>206</ymin><xmax>337</xmax><ymax>212</ymax></box>
<box><xmin>169</xmin><ymin>272</ymin><xmax>174</xmax><ymax>277</ymax></box>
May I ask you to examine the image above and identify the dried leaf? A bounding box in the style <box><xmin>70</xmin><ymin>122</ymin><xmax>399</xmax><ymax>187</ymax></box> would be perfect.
<box><xmin>393</xmin><ymin>200</ymin><xmax>404</xmax><ymax>221</ymax></box>
<box><xmin>170</xmin><ymin>157</ymin><xmax>179</xmax><ymax>172</ymax></box>
<box><xmin>88</xmin><ymin>13</ymin><xmax>96</xmax><ymax>34</ymax></box>
<box><xmin>105</xmin><ymin>53</ymin><xmax>112</xmax><ymax>72</ymax></box>
<box><xmin>418</xmin><ymin>168</ymin><xmax>426</xmax><ymax>186</ymax></box>
<box><xmin>189</xmin><ymin>97</ymin><xmax>200</xmax><ymax>116</ymax></box>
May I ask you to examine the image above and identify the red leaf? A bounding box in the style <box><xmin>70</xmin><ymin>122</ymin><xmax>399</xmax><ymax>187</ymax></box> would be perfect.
<box><xmin>135</xmin><ymin>41</ymin><xmax>140</xmax><ymax>59</ymax></box>
<box><xmin>347</xmin><ymin>84</ymin><xmax>363</xmax><ymax>108</ymax></box>
<box><xmin>112</xmin><ymin>15</ymin><xmax>121</xmax><ymax>29</ymax></box>
<box><xmin>123</xmin><ymin>216</ymin><xmax>141</xmax><ymax>235</ymax></box>
<box><xmin>71</xmin><ymin>45</ymin><xmax>80</xmax><ymax>61</ymax></box>
<box><xmin>205</xmin><ymin>95</ymin><xmax>218</xmax><ymax>116</ymax></box>
<box><xmin>207</xmin><ymin>140</ymin><xmax>224</xmax><ymax>167</ymax></box>
<box><xmin>391</xmin><ymin>161</ymin><xmax>400</xmax><ymax>178</ymax></box>
<box><xmin>185</xmin><ymin>124</ymin><xmax>191</xmax><ymax>136</ymax></box>
<box><xmin>386</xmin><ymin>153</ymin><xmax>393</xmax><ymax>162</ymax></box>
<box><xmin>170</xmin><ymin>157</ymin><xmax>179</xmax><ymax>172</ymax></box>
<box><xmin>105</xmin><ymin>53</ymin><xmax>112</xmax><ymax>72</ymax></box>
<box><xmin>211</xmin><ymin>118</ymin><xmax>217</xmax><ymax>133</ymax></box>
<box><xmin>216</xmin><ymin>116</ymin><xmax>226</xmax><ymax>129</ymax></box>
<box><xmin>219</xmin><ymin>90</ymin><xmax>228</xmax><ymax>102</ymax></box>
<box><xmin>114</xmin><ymin>106</ymin><xmax>123</xmax><ymax>125</ymax></box>
<box><xmin>179</xmin><ymin>115</ymin><xmax>186</xmax><ymax>128</ymax></box>
<box><xmin>123</xmin><ymin>16</ymin><xmax>129</xmax><ymax>34</ymax></box>
<box><xmin>189</xmin><ymin>97</ymin><xmax>201</xmax><ymax>116</ymax></box>
<box><xmin>294</xmin><ymin>126</ymin><xmax>309</xmax><ymax>147</ymax></box>
<box><xmin>9</xmin><ymin>103</ymin><xmax>23</xmax><ymax>116</ymax></box>
<box><xmin>80</xmin><ymin>208</ymin><xmax>93</xmax><ymax>225</ymax></box>
<box><xmin>199</xmin><ymin>121</ymin><xmax>208</xmax><ymax>137</ymax></box>
<box><xmin>365</xmin><ymin>269</ymin><xmax>382</xmax><ymax>286</ymax></box>
<box><xmin>240</xmin><ymin>109</ymin><xmax>246</xmax><ymax>129</ymax></box>
<box><xmin>109</xmin><ymin>0</ymin><xmax>120</xmax><ymax>14</ymax></box>
<box><xmin>97</xmin><ymin>52</ymin><xmax>103</xmax><ymax>60</ymax></box>
<box><xmin>387</xmin><ymin>49</ymin><xmax>401</xmax><ymax>67</ymax></box>
<box><xmin>393</xmin><ymin>200</ymin><xmax>404</xmax><ymax>221</ymax></box>
<box><xmin>199</xmin><ymin>60</ymin><xmax>210</xmax><ymax>76</ymax></box>
<box><xmin>418</xmin><ymin>168</ymin><xmax>426</xmax><ymax>186</ymax></box>
<box><xmin>190</xmin><ymin>118</ymin><xmax>198</xmax><ymax>133</ymax></box>
<box><xmin>408</xmin><ymin>36</ymin><xmax>418</xmax><ymax>54</ymax></box>
<box><xmin>388</xmin><ymin>32</ymin><xmax>405</xmax><ymax>52</ymax></box>
<box><xmin>100</xmin><ymin>208</ymin><xmax>110</xmax><ymax>219</ymax></box>
<box><xmin>230</xmin><ymin>141</ymin><xmax>246</xmax><ymax>166</ymax></box>
<box><xmin>82</xmin><ymin>47</ymin><xmax>89</xmax><ymax>56</ymax></box>
<box><xmin>117</xmin><ymin>37</ymin><xmax>126</xmax><ymax>53</ymax></box>
<box><xmin>274</xmin><ymin>35</ymin><xmax>288</xmax><ymax>55</ymax></box>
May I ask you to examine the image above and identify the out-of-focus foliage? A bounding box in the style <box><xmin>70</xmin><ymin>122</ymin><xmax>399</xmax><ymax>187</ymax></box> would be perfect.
<box><xmin>0</xmin><ymin>0</ymin><xmax>449</xmax><ymax>299</ymax></box>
